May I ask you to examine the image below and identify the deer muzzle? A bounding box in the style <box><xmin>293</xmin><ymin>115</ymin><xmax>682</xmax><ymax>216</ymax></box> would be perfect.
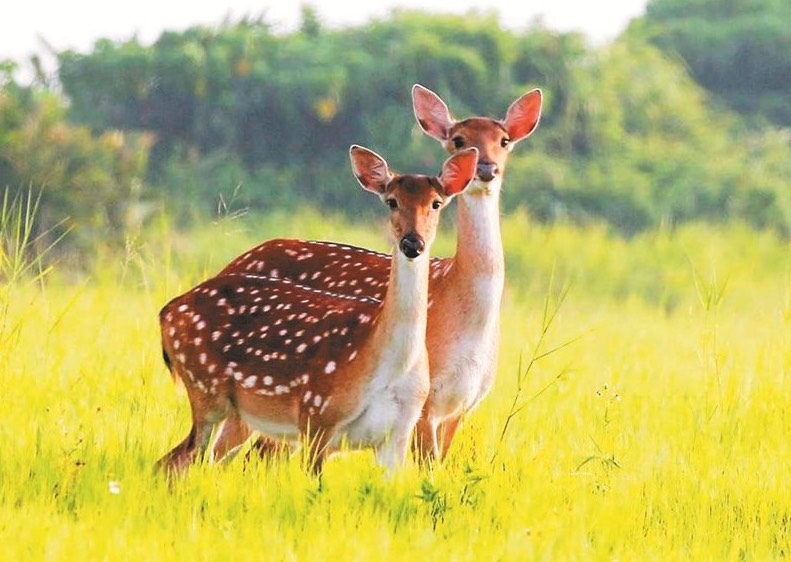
<box><xmin>399</xmin><ymin>234</ymin><xmax>425</xmax><ymax>259</ymax></box>
<box><xmin>476</xmin><ymin>161</ymin><xmax>498</xmax><ymax>182</ymax></box>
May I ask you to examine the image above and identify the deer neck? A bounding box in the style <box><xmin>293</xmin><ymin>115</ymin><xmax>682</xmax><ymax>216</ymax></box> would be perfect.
<box><xmin>371</xmin><ymin>248</ymin><xmax>430</xmax><ymax>358</ymax></box>
<box><xmin>453</xmin><ymin>177</ymin><xmax>505</xmax><ymax>277</ymax></box>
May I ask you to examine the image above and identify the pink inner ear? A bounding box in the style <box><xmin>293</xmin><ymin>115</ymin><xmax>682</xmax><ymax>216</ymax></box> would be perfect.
<box><xmin>441</xmin><ymin>150</ymin><xmax>478</xmax><ymax>196</ymax></box>
<box><xmin>352</xmin><ymin>148</ymin><xmax>391</xmax><ymax>194</ymax></box>
<box><xmin>504</xmin><ymin>90</ymin><xmax>542</xmax><ymax>143</ymax></box>
<box><xmin>413</xmin><ymin>86</ymin><xmax>454</xmax><ymax>142</ymax></box>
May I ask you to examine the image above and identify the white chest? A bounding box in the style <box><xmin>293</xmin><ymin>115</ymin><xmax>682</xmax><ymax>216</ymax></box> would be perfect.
<box><xmin>429</xmin><ymin>273</ymin><xmax>503</xmax><ymax>421</ymax></box>
<box><xmin>339</xmin><ymin>330</ymin><xmax>428</xmax><ymax>447</ymax></box>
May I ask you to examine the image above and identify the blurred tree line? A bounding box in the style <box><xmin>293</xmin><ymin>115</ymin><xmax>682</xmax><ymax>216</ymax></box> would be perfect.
<box><xmin>2</xmin><ymin>0</ymin><xmax>791</xmax><ymax>261</ymax></box>
<box><xmin>639</xmin><ymin>0</ymin><xmax>791</xmax><ymax>128</ymax></box>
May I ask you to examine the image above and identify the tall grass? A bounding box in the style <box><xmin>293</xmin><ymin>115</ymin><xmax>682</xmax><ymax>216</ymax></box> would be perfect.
<box><xmin>1</xmin><ymin>208</ymin><xmax>789</xmax><ymax>561</ymax></box>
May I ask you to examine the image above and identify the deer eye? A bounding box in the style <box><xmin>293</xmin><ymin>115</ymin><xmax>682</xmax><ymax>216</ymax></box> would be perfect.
<box><xmin>386</xmin><ymin>198</ymin><xmax>398</xmax><ymax>210</ymax></box>
<box><xmin>501</xmin><ymin>137</ymin><xmax>510</xmax><ymax>148</ymax></box>
<box><xmin>432</xmin><ymin>200</ymin><xmax>442</xmax><ymax>210</ymax></box>
<box><xmin>452</xmin><ymin>136</ymin><xmax>465</xmax><ymax>150</ymax></box>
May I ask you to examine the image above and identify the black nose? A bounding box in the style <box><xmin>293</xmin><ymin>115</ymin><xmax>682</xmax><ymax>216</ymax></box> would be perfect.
<box><xmin>477</xmin><ymin>162</ymin><xmax>498</xmax><ymax>182</ymax></box>
<box><xmin>400</xmin><ymin>235</ymin><xmax>425</xmax><ymax>259</ymax></box>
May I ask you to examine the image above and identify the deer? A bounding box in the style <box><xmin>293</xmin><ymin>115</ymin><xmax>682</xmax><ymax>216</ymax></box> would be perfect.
<box><xmin>212</xmin><ymin>84</ymin><xmax>543</xmax><ymax>463</ymax></box>
<box><xmin>156</xmin><ymin>144</ymin><xmax>479</xmax><ymax>475</ymax></box>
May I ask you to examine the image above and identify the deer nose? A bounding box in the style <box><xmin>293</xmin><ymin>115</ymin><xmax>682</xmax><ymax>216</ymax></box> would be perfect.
<box><xmin>399</xmin><ymin>234</ymin><xmax>425</xmax><ymax>259</ymax></box>
<box><xmin>477</xmin><ymin>162</ymin><xmax>498</xmax><ymax>182</ymax></box>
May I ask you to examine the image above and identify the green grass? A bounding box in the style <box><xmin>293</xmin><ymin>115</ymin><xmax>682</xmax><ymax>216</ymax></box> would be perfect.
<box><xmin>1</xmin><ymin>210</ymin><xmax>790</xmax><ymax>561</ymax></box>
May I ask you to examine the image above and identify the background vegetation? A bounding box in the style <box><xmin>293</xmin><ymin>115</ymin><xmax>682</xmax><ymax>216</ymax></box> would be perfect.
<box><xmin>3</xmin><ymin>0</ymin><xmax>791</xmax><ymax>261</ymax></box>
<box><xmin>2</xmin><ymin>0</ymin><xmax>790</xmax><ymax>559</ymax></box>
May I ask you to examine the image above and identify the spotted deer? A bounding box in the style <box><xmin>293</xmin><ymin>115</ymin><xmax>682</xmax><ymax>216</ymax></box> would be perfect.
<box><xmin>156</xmin><ymin>145</ymin><xmax>479</xmax><ymax>474</ymax></box>
<box><xmin>213</xmin><ymin>84</ymin><xmax>543</xmax><ymax>462</ymax></box>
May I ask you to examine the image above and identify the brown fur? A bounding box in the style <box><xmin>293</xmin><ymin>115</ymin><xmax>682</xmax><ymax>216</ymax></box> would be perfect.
<box><xmin>212</xmin><ymin>85</ymin><xmax>543</xmax><ymax>463</ymax></box>
<box><xmin>157</xmin><ymin>146</ymin><xmax>478</xmax><ymax>474</ymax></box>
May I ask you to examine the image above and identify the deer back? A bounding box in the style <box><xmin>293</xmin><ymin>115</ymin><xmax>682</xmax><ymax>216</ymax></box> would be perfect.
<box><xmin>220</xmin><ymin>239</ymin><xmax>452</xmax><ymax>301</ymax></box>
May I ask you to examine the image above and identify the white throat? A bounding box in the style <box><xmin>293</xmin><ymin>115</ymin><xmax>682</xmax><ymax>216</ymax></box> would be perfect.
<box><xmin>455</xmin><ymin>176</ymin><xmax>505</xmax><ymax>275</ymax></box>
<box><xmin>389</xmin><ymin>249</ymin><xmax>430</xmax><ymax>315</ymax></box>
<box><xmin>464</xmin><ymin>176</ymin><xmax>503</xmax><ymax>198</ymax></box>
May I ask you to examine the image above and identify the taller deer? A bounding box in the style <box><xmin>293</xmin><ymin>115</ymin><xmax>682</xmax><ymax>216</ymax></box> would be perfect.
<box><xmin>157</xmin><ymin>145</ymin><xmax>478</xmax><ymax>474</ymax></box>
<box><xmin>213</xmin><ymin>84</ymin><xmax>543</xmax><ymax>462</ymax></box>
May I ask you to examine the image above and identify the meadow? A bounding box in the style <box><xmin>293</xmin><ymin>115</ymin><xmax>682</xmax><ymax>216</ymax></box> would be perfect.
<box><xmin>1</xmin><ymin>208</ymin><xmax>789</xmax><ymax>561</ymax></box>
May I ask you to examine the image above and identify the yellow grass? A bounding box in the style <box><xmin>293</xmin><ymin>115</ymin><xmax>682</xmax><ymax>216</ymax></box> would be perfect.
<box><xmin>1</xmin><ymin>210</ymin><xmax>789</xmax><ymax>561</ymax></box>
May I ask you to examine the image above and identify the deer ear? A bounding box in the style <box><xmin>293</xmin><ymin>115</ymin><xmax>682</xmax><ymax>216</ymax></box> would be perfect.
<box><xmin>439</xmin><ymin>147</ymin><xmax>478</xmax><ymax>197</ymax></box>
<box><xmin>503</xmin><ymin>89</ymin><xmax>542</xmax><ymax>145</ymax></box>
<box><xmin>412</xmin><ymin>84</ymin><xmax>455</xmax><ymax>142</ymax></box>
<box><xmin>350</xmin><ymin>145</ymin><xmax>393</xmax><ymax>195</ymax></box>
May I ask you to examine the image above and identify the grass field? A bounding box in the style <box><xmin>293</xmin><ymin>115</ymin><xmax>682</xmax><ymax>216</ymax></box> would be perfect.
<box><xmin>1</xmin><ymin>209</ymin><xmax>789</xmax><ymax>561</ymax></box>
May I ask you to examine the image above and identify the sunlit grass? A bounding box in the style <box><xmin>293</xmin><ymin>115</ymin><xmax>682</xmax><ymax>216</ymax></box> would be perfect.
<box><xmin>1</xmin><ymin>210</ymin><xmax>789</xmax><ymax>560</ymax></box>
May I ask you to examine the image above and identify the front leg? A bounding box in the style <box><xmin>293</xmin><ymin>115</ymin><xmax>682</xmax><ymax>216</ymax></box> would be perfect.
<box><xmin>413</xmin><ymin>416</ymin><xmax>439</xmax><ymax>464</ymax></box>
<box><xmin>375</xmin><ymin>433</ymin><xmax>412</xmax><ymax>472</ymax></box>
<box><xmin>156</xmin><ymin>420</ymin><xmax>217</xmax><ymax>476</ymax></box>
<box><xmin>436</xmin><ymin>415</ymin><xmax>463</xmax><ymax>460</ymax></box>
<box><xmin>212</xmin><ymin>411</ymin><xmax>253</xmax><ymax>462</ymax></box>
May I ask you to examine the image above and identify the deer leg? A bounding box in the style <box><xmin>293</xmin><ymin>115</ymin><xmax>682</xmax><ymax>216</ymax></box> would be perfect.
<box><xmin>157</xmin><ymin>387</ymin><xmax>232</xmax><ymax>475</ymax></box>
<box><xmin>437</xmin><ymin>416</ymin><xmax>463</xmax><ymax>460</ymax></box>
<box><xmin>212</xmin><ymin>411</ymin><xmax>253</xmax><ymax>462</ymax></box>
<box><xmin>375</xmin><ymin>433</ymin><xmax>412</xmax><ymax>472</ymax></box>
<box><xmin>413</xmin><ymin>416</ymin><xmax>440</xmax><ymax>464</ymax></box>
<box><xmin>244</xmin><ymin>435</ymin><xmax>292</xmax><ymax>464</ymax></box>
<box><xmin>156</xmin><ymin>419</ymin><xmax>217</xmax><ymax>475</ymax></box>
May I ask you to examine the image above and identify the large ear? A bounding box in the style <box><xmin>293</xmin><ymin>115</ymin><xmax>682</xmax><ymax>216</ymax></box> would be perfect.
<box><xmin>439</xmin><ymin>147</ymin><xmax>478</xmax><ymax>197</ymax></box>
<box><xmin>350</xmin><ymin>145</ymin><xmax>393</xmax><ymax>195</ymax></box>
<box><xmin>503</xmin><ymin>89</ymin><xmax>542</xmax><ymax>145</ymax></box>
<box><xmin>412</xmin><ymin>84</ymin><xmax>455</xmax><ymax>142</ymax></box>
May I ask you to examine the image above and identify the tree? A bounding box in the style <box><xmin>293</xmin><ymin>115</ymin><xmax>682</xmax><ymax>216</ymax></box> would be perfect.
<box><xmin>1</xmin><ymin>63</ymin><xmax>153</xmax><ymax>254</ymax></box>
<box><xmin>638</xmin><ymin>0</ymin><xmax>791</xmax><ymax>127</ymax></box>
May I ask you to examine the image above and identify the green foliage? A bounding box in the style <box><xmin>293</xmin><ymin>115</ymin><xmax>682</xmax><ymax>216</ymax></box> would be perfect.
<box><xmin>640</xmin><ymin>0</ymin><xmax>791</xmax><ymax>127</ymax></box>
<box><xmin>3</xmin><ymin>7</ymin><xmax>791</xmax><ymax>260</ymax></box>
<box><xmin>506</xmin><ymin>38</ymin><xmax>791</xmax><ymax>235</ymax></box>
<box><xmin>0</xmin><ymin>188</ymin><xmax>67</xmax><ymax>284</ymax></box>
<box><xmin>0</xmin><ymin>66</ymin><xmax>154</xmax><ymax>257</ymax></box>
<box><xmin>55</xmin><ymin>13</ymin><xmax>552</xmax><ymax>214</ymax></box>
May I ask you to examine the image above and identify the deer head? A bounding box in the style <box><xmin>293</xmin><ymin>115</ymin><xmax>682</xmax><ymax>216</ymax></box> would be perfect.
<box><xmin>350</xmin><ymin>144</ymin><xmax>479</xmax><ymax>258</ymax></box>
<box><xmin>412</xmin><ymin>84</ymin><xmax>542</xmax><ymax>186</ymax></box>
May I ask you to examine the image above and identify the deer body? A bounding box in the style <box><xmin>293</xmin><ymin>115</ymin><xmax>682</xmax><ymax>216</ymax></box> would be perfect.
<box><xmin>213</xmin><ymin>84</ymin><xmax>542</xmax><ymax>461</ymax></box>
<box><xmin>157</xmin><ymin>146</ymin><xmax>478</xmax><ymax>474</ymax></box>
<box><xmin>421</xmin><ymin>185</ymin><xmax>504</xmax><ymax>435</ymax></box>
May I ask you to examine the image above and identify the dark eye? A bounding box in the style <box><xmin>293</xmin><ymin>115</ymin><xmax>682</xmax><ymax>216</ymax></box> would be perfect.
<box><xmin>452</xmin><ymin>136</ymin><xmax>465</xmax><ymax>149</ymax></box>
<box><xmin>386</xmin><ymin>198</ymin><xmax>398</xmax><ymax>210</ymax></box>
<box><xmin>432</xmin><ymin>200</ymin><xmax>442</xmax><ymax>210</ymax></box>
<box><xmin>501</xmin><ymin>137</ymin><xmax>510</xmax><ymax>148</ymax></box>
